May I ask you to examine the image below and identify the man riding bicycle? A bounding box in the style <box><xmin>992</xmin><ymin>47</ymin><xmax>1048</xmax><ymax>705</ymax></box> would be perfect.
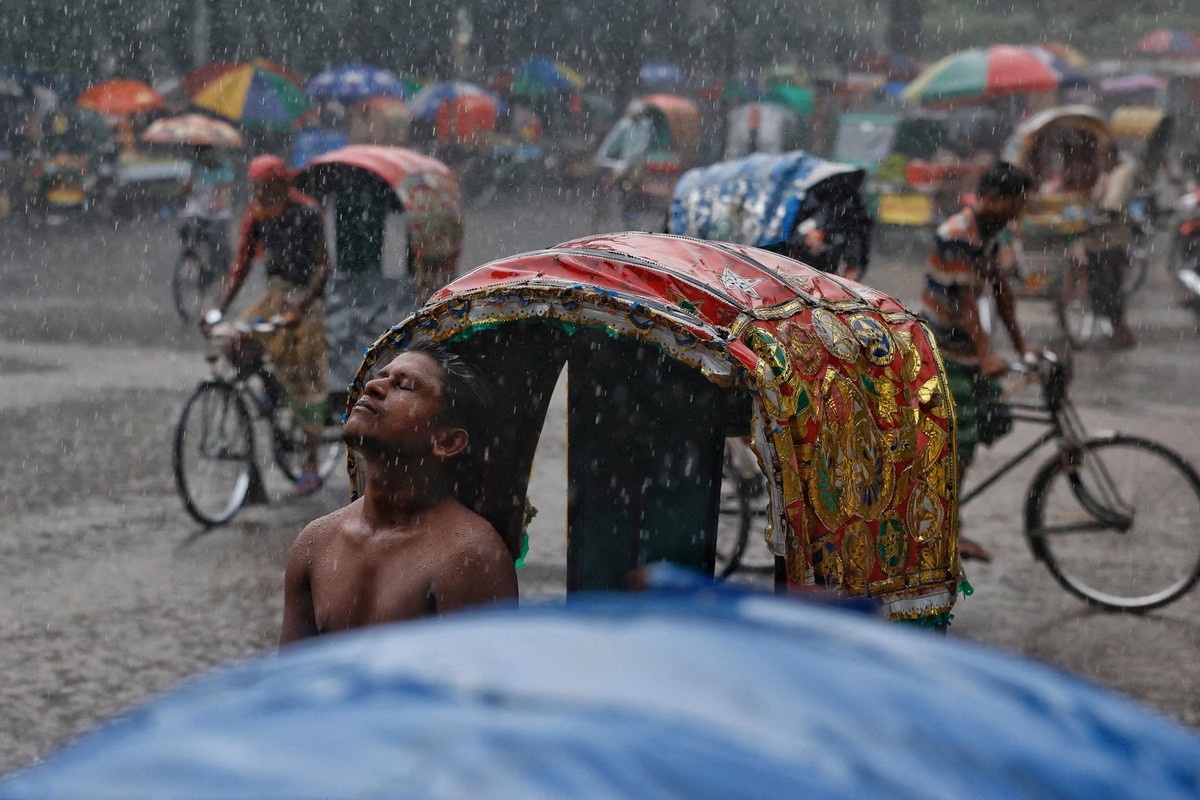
<box><xmin>180</xmin><ymin>145</ymin><xmax>234</xmax><ymax>271</ymax></box>
<box><xmin>209</xmin><ymin>155</ymin><xmax>332</xmax><ymax>495</ymax></box>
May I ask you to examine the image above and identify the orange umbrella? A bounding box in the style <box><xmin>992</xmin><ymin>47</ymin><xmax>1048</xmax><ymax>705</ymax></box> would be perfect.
<box><xmin>77</xmin><ymin>79</ymin><xmax>163</xmax><ymax>116</ymax></box>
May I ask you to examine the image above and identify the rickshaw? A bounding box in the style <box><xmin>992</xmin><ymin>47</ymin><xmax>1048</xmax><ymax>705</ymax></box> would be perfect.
<box><xmin>1001</xmin><ymin>105</ymin><xmax>1114</xmax><ymax>346</ymax></box>
<box><xmin>21</xmin><ymin>106</ymin><xmax>117</xmax><ymax>221</ymax></box>
<box><xmin>341</xmin><ymin>232</ymin><xmax>962</xmax><ymax>624</ymax></box>
<box><xmin>668</xmin><ymin>151</ymin><xmax>872</xmax><ymax>278</ymax></box>
<box><xmin>347</xmin><ymin>97</ymin><xmax>412</xmax><ymax>146</ymax></box>
<box><xmin>292</xmin><ymin>145</ymin><xmax>464</xmax><ymax>388</ymax></box>
<box><xmin>594</xmin><ymin>94</ymin><xmax>701</xmax><ymax>224</ymax></box>
<box><xmin>833</xmin><ymin>110</ymin><xmax>995</xmax><ymax>230</ymax></box>
<box><xmin>724</xmin><ymin>101</ymin><xmax>806</xmax><ymax>159</ymax></box>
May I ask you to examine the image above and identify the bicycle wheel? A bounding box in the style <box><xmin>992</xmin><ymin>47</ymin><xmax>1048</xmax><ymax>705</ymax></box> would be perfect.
<box><xmin>174</xmin><ymin>382</ymin><xmax>255</xmax><ymax>526</ymax></box>
<box><xmin>172</xmin><ymin>250</ymin><xmax>217</xmax><ymax>324</ymax></box>
<box><xmin>714</xmin><ymin>447</ymin><xmax>754</xmax><ymax>579</ymax></box>
<box><xmin>1024</xmin><ymin>434</ymin><xmax>1200</xmax><ymax>612</ymax></box>
<box><xmin>1055</xmin><ymin>258</ymin><xmax>1101</xmax><ymax>350</ymax></box>
<box><xmin>271</xmin><ymin>401</ymin><xmax>344</xmax><ymax>486</ymax></box>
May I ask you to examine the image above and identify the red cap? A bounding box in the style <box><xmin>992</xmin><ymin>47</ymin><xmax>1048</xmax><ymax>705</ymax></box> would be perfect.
<box><xmin>247</xmin><ymin>155</ymin><xmax>292</xmax><ymax>182</ymax></box>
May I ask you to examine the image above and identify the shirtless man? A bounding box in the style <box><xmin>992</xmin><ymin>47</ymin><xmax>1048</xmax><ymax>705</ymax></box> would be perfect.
<box><xmin>280</xmin><ymin>343</ymin><xmax>518</xmax><ymax>645</ymax></box>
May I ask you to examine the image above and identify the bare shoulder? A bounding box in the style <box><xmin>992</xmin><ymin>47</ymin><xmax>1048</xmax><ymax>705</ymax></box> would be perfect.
<box><xmin>437</xmin><ymin>500</ymin><xmax>509</xmax><ymax>561</ymax></box>
<box><xmin>290</xmin><ymin>501</ymin><xmax>362</xmax><ymax>561</ymax></box>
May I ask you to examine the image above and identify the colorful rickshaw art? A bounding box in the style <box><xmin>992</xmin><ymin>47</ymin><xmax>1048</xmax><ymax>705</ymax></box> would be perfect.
<box><xmin>343</xmin><ymin>233</ymin><xmax>961</xmax><ymax>622</ymax></box>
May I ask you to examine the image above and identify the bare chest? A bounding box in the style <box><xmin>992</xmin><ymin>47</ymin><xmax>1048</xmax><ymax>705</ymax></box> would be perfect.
<box><xmin>309</xmin><ymin>540</ymin><xmax>440</xmax><ymax>634</ymax></box>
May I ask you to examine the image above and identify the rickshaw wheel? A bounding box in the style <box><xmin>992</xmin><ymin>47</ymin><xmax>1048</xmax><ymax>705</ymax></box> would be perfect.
<box><xmin>715</xmin><ymin>446</ymin><xmax>757</xmax><ymax>578</ymax></box>
<box><xmin>1055</xmin><ymin>260</ymin><xmax>1102</xmax><ymax>350</ymax></box>
<box><xmin>173</xmin><ymin>250</ymin><xmax>219</xmax><ymax>324</ymax></box>
<box><xmin>174</xmin><ymin>382</ymin><xmax>254</xmax><ymax>527</ymax></box>
<box><xmin>270</xmin><ymin>402</ymin><xmax>344</xmax><ymax>486</ymax></box>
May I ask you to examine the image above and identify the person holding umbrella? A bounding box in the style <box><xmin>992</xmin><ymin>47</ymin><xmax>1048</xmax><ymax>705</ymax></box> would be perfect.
<box><xmin>179</xmin><ymin>144</ymin><xmax>234</xmax><ymax>270</ymax></box>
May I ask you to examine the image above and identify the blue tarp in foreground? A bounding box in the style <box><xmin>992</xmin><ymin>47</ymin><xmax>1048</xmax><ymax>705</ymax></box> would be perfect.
<box><xmin>3</xmin><ymin>583</ymin><xmax>1199</xmax><ymax>799</ymax></box>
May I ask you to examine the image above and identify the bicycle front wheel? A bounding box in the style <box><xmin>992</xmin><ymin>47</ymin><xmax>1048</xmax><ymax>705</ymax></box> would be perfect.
<box><xmin>1054</xmin><ymin>259</ymin><xmax>1100</xmax><ymax>350</ymax></box>
<box><xmin>174</xmin><ymin>382</ymin><xmax>255</xmax><ymax>527</ymax></box>
<box><xmin>1025</xmin><ymin>435</ymin><xmax>1200</xmax><ymax>612</ymax></box>
<box><xmin>173</xmin><ymin>250</ymin><xmax>217</xmax><ymax>324</ymax></box>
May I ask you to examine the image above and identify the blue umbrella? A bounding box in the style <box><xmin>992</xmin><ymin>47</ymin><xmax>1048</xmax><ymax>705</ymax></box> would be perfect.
<box><xmin>305</xmin><ymin>64</ymin><xmax>408</xmax><ymax>104</ymax></box>
<box><xmin>3</xmin><ymin>572</ymin><xmax>1199</xmax><ymax>799</ymax></box>
<box><xmin>639</xmin><ymin>61</ymin><xmax>688</xmax><ymax>92</ymax></box>
<box><xmin>408</xmin><ymin>81</ymin><xmax>505</xmax><ymax>120</ymax></box>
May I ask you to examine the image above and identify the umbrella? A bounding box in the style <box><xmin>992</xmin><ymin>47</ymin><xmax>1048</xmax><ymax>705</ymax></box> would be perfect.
<box><xmin>142</xmin><ymin>113</ymin><xmax>243</xmax><ymax>147</ymax></box>
<box><xmin>305</xmin><ymin>64</ymin><xmax>408</xmax><ymax>103</ymax></box>
<box><xmin>3</xmin><ymin>581</ymin><xmax>1200</xmax><ymax>799</ymax></box>
<box><xmin>1028</xmin><ymin>46</ymin><xmax>1090</xmax><ymax>89</ymax></box>
<box><xmin>762</xmin><ymin>84</ymin><xmax>814</xmax><ymax>117</ymax></box>
<box><xmin>408</xmin><ymin>81</ymin><xmax>504</xmax><ymax>120</ymax></box>
<box><xmin>1101</xmin><ymin>74</ymin><xmax>1169</xmax><ymax>94</ymax></box>
<box><xmin>183</xmin><ymin>59</ymin><xmax>302</xmax><ymax>98</ymax></box>
<box><xmin>511</xmin><ymin>56</ymin><xmax>586</xmax><ymax>95</ymax></box>
<box><xmin>1038</xmin><ymin>41</ymin><xmax>1089</xmax><ymax>69</ymax></box>
<box><xmin>638</xmin><ymin>61</ymin><xmax>688</xmax><ymax>92</ymax></box>
<box><xmin>76</xmin><ymin>79</ymin><xmax>162</xmax><ymax>116</ymax></box>
<box><xmin>192</xmin><ymin>64</ymin><xmax>311</xmax><ymax>130</ymax></box>
<box><xmin>1133</xmin><ymin>29</ymin><xmax>1200</xmax><ymax>57</ymax></box>
<box><xmin>903</xmin><ymin>45</ymin><xmax>1061</xmax><ymax>105</ymax></box>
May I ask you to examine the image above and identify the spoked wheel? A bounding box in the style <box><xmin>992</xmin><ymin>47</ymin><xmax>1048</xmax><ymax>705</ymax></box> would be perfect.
<box><xmin>173</xmin><ymin>250</ymin><xmax>218</xmax><ymax>324</ymax></box>
<box><xmin>271</xmin><ymin>399</ymin><xmax>344</xmax><ymax>486</ymax></box>
<box><xmin>1055</xmin><ymin>259</ymin><xmax>1102</xmax><ymax>350</ymax></box>
<box><xmin>1024</xmin><ymin>435</ymin><xmax>1200</xmax><ymax>612</ymax></box>
<box><xmin>1122</xmin><ymin>243</ymin><xmax>1151</xmax><ymax>297</ymax></box>
<box><xmin>174</xmin><ymin>382</ymin><xmax>255</xmax><ymax>527</ymax></box>
<box><xmin>714</xmin><ymin>440</ymin><xmax>764</xmax><ymax>579</ymax></box>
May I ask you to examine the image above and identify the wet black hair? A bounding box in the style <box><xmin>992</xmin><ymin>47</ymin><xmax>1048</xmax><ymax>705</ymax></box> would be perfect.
<box><xmin>977</xmin><ymin>161</ymin><xmax>1033</xmax><ymax>199</ymax></box>
<box><xmin>405</xmin><ymin>340</ymin><xmax>492</xmax><ymax>437</ymax></box>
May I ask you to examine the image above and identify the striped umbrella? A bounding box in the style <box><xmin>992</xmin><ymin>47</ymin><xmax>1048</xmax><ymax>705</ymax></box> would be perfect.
<box><xmin>142</xmin><ymin>114</ymin><xmax>243</xmax><ymax>147</ymax></box>
<box><xmin>903</xmin><ymin>45</ymin><xmax>1060</xmax><ymax>105</ymax></box>
<box><xmin>191</xmin><ymin>64</ymin><xmax>310</xmax><ymax>130</ymax></box>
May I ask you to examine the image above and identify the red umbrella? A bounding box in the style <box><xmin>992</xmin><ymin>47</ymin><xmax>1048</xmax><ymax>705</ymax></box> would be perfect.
<box><xmin>77</xmin><ymin>79</ymin><xmax>163</xmax><ymax>116</ymax></box>
<box><xmin>1133</xmin><ymin>29</ymin><xmax>1200</xmax><ymax>57</ymax></box>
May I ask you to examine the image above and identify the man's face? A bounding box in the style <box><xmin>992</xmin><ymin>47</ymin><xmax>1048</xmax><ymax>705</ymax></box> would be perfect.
<box><xmin>977</xmin><ymin>190</ymin><xmax>1026</xmax><ymax>225</ymax></box>
<box><xmin>343</xmin><ymin>351</ymin><xmax>452</xmax><ymax>458</ymax></box>
<box><xmin>252</xmin><ymin>178</ymin><xmax>289</xmax><ymax>209</ymax></box>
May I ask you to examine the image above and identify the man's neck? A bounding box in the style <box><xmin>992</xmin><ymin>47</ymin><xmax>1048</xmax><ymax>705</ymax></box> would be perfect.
<box><xmin>359</xmin><ymin>453</ymin><xmax>451</xmax><ymax>529</ymax></box>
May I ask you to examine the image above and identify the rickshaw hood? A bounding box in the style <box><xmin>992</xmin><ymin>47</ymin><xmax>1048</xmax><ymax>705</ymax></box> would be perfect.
<box><xmin>346</xmin><ymin>233</ymin><xmax>959</xmax><ymax>622</ymax></box>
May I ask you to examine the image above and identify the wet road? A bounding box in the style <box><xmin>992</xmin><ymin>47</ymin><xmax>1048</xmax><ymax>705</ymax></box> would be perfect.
<box><xmin>1</xmin><ymin>191</ymin><xmax>1198</xmax><ymax>770</ymax></box>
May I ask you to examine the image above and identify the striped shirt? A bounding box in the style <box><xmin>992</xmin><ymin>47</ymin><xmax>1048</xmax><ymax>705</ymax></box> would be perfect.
<box><xmin>921</xmin><ymin>208</ymin><xmax>1012</xmax><ymax>364</ymax></box>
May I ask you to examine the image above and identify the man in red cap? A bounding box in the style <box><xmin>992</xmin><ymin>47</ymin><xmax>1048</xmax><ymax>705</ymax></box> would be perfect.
<box><xmin>214</xmin><ymin>154</ymin><xmax>332</xmax><ymax>494</ymax></box>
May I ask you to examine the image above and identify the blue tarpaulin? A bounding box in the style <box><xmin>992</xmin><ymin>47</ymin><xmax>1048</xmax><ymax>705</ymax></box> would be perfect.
<box><xmin>669</xmin><ymin>151</ymin><xmax>864</xmax><ymax>248</ymax></box>
<box><xmin>3</xmin><ymin>582</ymin><xmax>1199</xmax><ymax>799</ymax></box>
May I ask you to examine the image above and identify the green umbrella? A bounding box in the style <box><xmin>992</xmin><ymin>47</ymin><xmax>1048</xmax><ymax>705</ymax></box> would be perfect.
<box><xmin>762</xmin><ymin>85</ymin><xmax>814</xmax><ymax>118</ymax></box>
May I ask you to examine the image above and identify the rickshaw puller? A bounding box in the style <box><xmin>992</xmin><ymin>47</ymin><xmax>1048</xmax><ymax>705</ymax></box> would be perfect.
<box><xmin>922</xmin><ymin>162</ymin><xmax>1034</xmax><ymax>563</ymax></box>
<box><xmin>279</xmin><ymin>344</ymin><xmax>518</xmax><ymax>644</ymax></box>
<box><xmin>211</xmin><ymin>155</ymin><xmax>332</xmax><ymax>495</ymax></box>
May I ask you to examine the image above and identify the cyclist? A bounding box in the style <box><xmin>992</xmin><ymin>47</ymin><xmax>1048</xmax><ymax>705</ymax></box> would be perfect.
<box><xmin>209</xmin><ymin>154</ymin><xmax>332</xmax><ymax>496</ymax></box>
<box><xmin>922</xmin><ymin>162</ymin><xmax>1034</xmax><ymax>562</ymax></box>
<box><xmin>180</xmin><ymin>144</ymin><xmax>234</xmax><ymax>273</ymax></box>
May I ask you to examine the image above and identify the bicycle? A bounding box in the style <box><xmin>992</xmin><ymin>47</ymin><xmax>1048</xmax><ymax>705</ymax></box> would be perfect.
<box><xmin>173</xmin><ymin>312</ymin><xmax>345</xmax><ymax>527</ymax></box>
<box><xmin>172</xmin><ymin>218</ymin><xmax>225</xmax><ymax>324</ymax></box>
<box><xmin>961</xmin><ymin>351</ymin><xmax>1200</xmax><ymax>612</ymax></box>
<box><xmin>715</xmin><ymin>438</ymin><xmax>773</xmax><ymax>579</ymax></box>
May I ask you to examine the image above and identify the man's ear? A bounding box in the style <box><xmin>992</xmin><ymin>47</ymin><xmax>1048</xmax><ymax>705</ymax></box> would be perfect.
<box><xmin>432</xmin><ymin>427</ymin><xmax>469</xmax><ymax>459</ymax></box>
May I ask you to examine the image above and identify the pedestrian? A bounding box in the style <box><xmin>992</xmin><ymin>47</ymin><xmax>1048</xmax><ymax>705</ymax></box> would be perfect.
<box><xmin>922</xmin><ymin>162</ymin><xmax>1035</xmax><ymax>562</ymax></box>
<box><xmin>179</xmin><ymin>144</ymin><xmax>234</xmax><ymax>272</ymax></box>
<box><xmin>210</xmin><ymin>154</ymin><xmax>331</xmax><ymax>495</ymax></box>
<box><xmin>1076</xmin><ymin>142</ymin><xmax>1138</xmax><ymax>349</ymax></box>
<box><xmin>279</xmin><ymin>343</ymin><xmax>518</xmax><ymax>644</ymax></box>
